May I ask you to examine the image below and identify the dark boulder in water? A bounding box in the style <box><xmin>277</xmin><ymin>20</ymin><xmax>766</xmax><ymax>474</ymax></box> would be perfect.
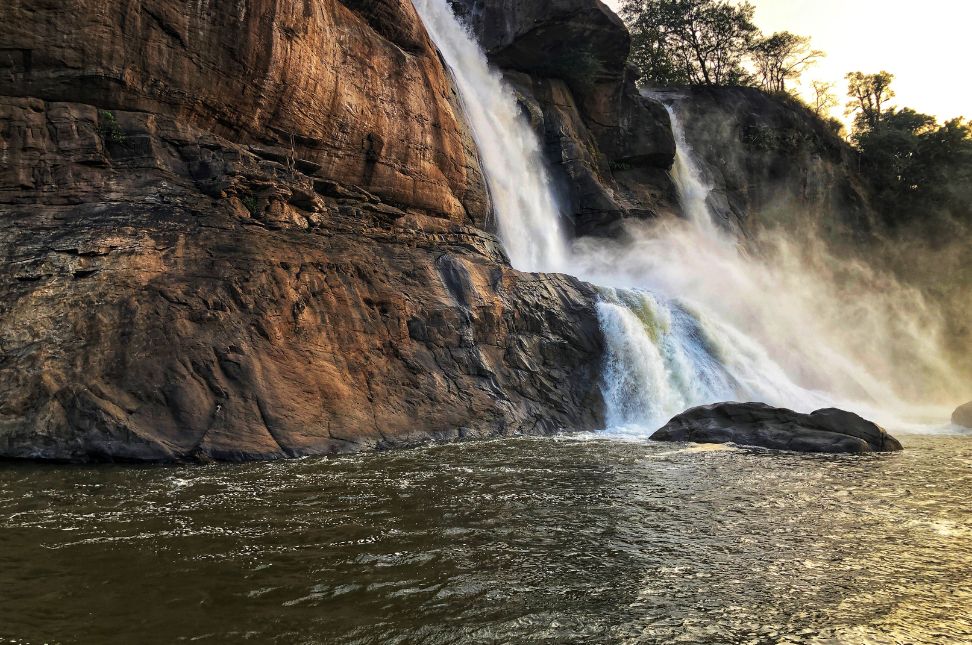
<box><xmin>953</xmin><ymin>402</ymin><xmax>972</xmax><ymax>428</ymax></box>
<box><xmin>651</xmin><ymin>402</ymin><xmax>903</xmax><ymax>453</ymax></box>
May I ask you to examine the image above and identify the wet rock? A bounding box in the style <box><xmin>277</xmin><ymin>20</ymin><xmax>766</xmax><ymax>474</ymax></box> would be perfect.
<box><xmin>449</xmin><ymin>0</ymin><xmax>630</xmax><ymax>87</ymax></box>
<box><xmin>651</xmin><ymin>402</ymin><xmax>903</xmax><ymax>454</ymax></box>
<box><xmin>953</xmin><ymin>402</ymin><xmax>972</xmax><ymax>428</ymax></box>
<box><xmin>664</xmin><ymin>86</ymin><xmax>877</xmax><ymax>239</ymax></box>
<box><xmin>451</xmin><ymin>0</ymin><xmax>677</xmax><ymax>236</ymax></box>
<box><xmin>0</xmin><ymin>0</ymin><xmax>606</xmax><ymax>462</ymax></box>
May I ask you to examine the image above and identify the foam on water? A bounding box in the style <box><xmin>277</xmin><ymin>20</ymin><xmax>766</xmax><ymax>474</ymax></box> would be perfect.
<box><xmin>413</xmin><ymin>0</ymin><xmax>963</xmax><ymax>438</ymax></box>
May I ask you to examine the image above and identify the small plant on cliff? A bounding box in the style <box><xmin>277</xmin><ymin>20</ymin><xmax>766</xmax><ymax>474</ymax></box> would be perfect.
<box><xmin>533</xmin><ymin>47</ymin><xmax>604</xmax><ymax>91</ymax></box>
<box><xmin>98</xmin><ymin>110</ymin><xmax>125</xmax><ymax>143</ymax></box>
<box><xmin>240</xmin><ymin>194</ymin><xmax>260</xmax><ymax>216</ymax></box>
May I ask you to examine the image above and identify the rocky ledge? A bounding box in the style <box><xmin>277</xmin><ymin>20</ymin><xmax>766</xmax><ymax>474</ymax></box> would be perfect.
<box><xmin>651</xmin><ymin>402</ymin><xmax>903</xmax><ymax>454</ymax></box>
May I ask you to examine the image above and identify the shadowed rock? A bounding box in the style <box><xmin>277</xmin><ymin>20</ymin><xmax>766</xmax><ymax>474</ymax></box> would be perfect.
<box><xmin>953</xmin><ymin>402</ymin><xmax>972</xmax><ymax>428</ymax></box>
<box><xmin>450</xmin><ymin>0</ymin><xmax>678</xmax><ymax>236</ymax></box>
<box><xmin>651</xmin><ymin>402</ymin><xmax>903</xmax><ymax>454</ymax></box>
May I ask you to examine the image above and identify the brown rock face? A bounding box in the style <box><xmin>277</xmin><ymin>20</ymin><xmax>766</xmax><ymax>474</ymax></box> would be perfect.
<box><xmin>0</xmin><ymin>1</ymin><xmax>606</xmax><ymax>461</ymax></box>
<box><xmin>0</xmin><ymin>0</ymin><xmax>489</xmax><ymax>222</ymax></box>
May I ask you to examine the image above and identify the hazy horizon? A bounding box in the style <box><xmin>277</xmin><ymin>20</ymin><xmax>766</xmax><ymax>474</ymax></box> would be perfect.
<box><xmin>603</xmin><ymin>0</ymin><xmax>971</xmax><ymax>124</ymax></box>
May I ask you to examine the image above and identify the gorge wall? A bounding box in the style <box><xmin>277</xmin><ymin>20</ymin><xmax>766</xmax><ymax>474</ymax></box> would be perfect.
<box><xmin>0</xmin><ymin>0</ymin><xmax>605</xmax><ymax>461</ymax></box>
<box><xmin>666</xmin><ymin>86</ymin><xmax>879</xmax><ymax>244</ymax></box>
<box><xmin>450</xmin><ymin>0</ymin><xmax>678</xmax><ymax>237</ymax></box>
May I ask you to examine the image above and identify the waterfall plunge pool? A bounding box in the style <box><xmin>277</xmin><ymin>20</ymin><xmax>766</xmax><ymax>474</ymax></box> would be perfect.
<box><xmin>2</xmin><ymin>432</ymin><xmax>970</xmax><ymax>644</ymax></box>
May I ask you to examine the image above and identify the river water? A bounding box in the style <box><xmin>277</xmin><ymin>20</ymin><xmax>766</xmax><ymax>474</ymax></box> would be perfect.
<box><xmin>2</xmin><ymin>432</ymin><xmax>970</xmax><ymax>644</ymax></box>
<box><xmin>3</xmin><ymin>3</ymin><xmax>968</xmax><ymax>643</ymax></box>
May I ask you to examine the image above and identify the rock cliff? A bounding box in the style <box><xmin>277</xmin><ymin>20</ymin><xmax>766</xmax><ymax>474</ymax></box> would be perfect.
<box><xmin>0</xmin><ymin>0</ymin><xmax>605</xmax><ymax>461</ymax></box>
<box><xmin>450</xmin><ymin>0</ymin><xmax>678</xmax><ymax>237</ymax></box>
<box><xmin>666</xmin><ymin>86</ymin><xmax>879</xmax><ymax>242</ymax></box>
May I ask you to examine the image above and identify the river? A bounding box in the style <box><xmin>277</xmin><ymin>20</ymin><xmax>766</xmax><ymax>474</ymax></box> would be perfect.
<box><xmin>2</xmin><ymin>432</ymin><xmax>970</xmax><ymax>644</ymax></box>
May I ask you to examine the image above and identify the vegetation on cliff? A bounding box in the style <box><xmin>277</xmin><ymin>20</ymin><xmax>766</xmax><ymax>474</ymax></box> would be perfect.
<box><xmin>618</xmin><ymin>1</ymin><xmax>972</xmax><ymax>240</ymax></box>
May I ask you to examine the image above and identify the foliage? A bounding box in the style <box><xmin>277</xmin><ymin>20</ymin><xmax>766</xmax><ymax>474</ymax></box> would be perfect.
<box><xmin>848</xmin><ymin>75</ymin><xmax>972</xmax><ymax>229</ymax></box>
<box><xmin>751</xmin><ymin>32</ymin><xmax>824</xmax><ymax>94</ymax></box>
<box><xmin>845</xmin><ymin>71</ymin><xmax>895</xmax><ymax>132</ymax></box>
<box><xmin>810</xmin><ymin>81</ymin><xmax>838</xmax><ymax>117</ymax></box>
<box><xmin>98</xmin><ymin>110</ymin><xmax>125</xmax><ymax>143</ymax></box>
<box><xmin>240</xmin><ymin>194</ymin><xmax>260</xmax><ymax>216</ymax></box>
<box><xmin>620</xmin><ymin>0</ymin><xmax>760</xmax><ymax>86</ymax></box>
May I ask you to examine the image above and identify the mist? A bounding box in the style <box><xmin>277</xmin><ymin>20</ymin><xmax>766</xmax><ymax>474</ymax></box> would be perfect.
<box><xmin>570</xmin><ymin>99</ymin><xmax>966</xmax><ymax>431</ymax></box>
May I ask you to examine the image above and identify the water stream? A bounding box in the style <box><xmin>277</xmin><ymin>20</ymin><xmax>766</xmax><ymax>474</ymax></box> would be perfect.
<box><xmin>412</xmin><ymin>0</ymin><xmax>964</xmax><ymax>433</ymax></box>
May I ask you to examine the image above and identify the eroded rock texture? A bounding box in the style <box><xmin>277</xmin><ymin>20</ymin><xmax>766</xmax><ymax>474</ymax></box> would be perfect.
<box><xmin>451</xmin><ymin>0</ymin><xmax>677</xmax><ymax>237</ymax></box>
<box><xmin>0</xmin><ymin>0</ymin><xmax>605</xmax><ymax>461</ymax></box>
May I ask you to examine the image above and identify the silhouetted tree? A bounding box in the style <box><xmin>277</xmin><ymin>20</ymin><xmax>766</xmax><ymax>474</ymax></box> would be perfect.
<box><xmin>621</xmin><ymin>0</ymin><xmax>759</xmax><ymax>86</ymax></box>
<box><xmin>811</xmin><ymin>81</ymin><xmax>837</xmax><ymax>116</ymax></box>
<box><xmin>751</xmin><ymin>32</ymin><xmax>824</xmax><ymax>94</ymax></box>
<box><xmin>850</xmin><ymin>74</ymin><xmax>972</xmax><ymax>230</ymax></box>
<box><xmin>846</xmin><ymin>71</ymin><xmax>895</xmax><ymax>131</ymax></box>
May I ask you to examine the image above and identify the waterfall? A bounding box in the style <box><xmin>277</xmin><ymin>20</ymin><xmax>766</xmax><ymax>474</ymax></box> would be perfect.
<box><xmin>663</xmin><ymin>103</ymin><xmax>721</xmax><ymax>236</ymax></box>
<box><xmin>575</xmin><ymin>95</ymin><xmax>961</xmax><ymax>431</ymax></box>
<box><xmin>414</xmin><ymin>0</ymin><xmax>961</xmax><ymax>434</ymax></box>
<box><xmin>411</xmin><ymin>0</ymin><xmax>569</xmax><ymax>273</ymax></box>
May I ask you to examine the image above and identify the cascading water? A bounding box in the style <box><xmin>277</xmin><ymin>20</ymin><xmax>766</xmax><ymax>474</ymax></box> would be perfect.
<box><xmin>413</xmin><ymin>0</ymin><xmax>963</xmax><ymax>435</ymax></box>
<box><xmin>578</xmin><ymin>101</ymin><xmax>963</xmax><ymax>432</ymax></box>
<box><xmin>411</xmin><ymin>0</ymin><xmax>569</xmax><ymax>273</ymax></box>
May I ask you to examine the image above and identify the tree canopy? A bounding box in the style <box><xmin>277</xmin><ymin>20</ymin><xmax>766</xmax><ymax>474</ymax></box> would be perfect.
<box><xmin>848</xmin><ymin>74</ymin><xmax>972</xmax><ymax>230</ymax></box>
<box><xmin>846</xmin><ymin>71</ymin><xmax>895</xmax><ymax>131</ymax></box>
<box><xmin>620</xmin><ymin>0</ymin><xmax>822</xmax><ymax>92</ymax></box>
<box><xmin>751</xmin><ymin>32</ymin><xmax>824</xmax><ymax>94</ymax></box>
<box><xmin>621</xmin><ymin>0</ymin><xmax>760</xmax><ymax>86</ymax></box>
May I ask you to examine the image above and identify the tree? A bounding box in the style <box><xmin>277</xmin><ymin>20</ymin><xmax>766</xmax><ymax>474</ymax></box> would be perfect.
<box><xmin>622</xmin><ymin>0</ymin><xmax>692</xmax><ymax>85</ymax></box>
<box><xmin>621</xmin><ymin>0</ymin><xmax>759</xmax><ymax>86</ymax></box>
<box><xmin>751</xmin><ymin>32</ymin><xmax>824</xmax><ymax>94</ymax></box>
<box><xmin>811</xmin><ymin>81</ymin><xmax>838</xmax><ymax>117</ymax></box>
<box><xmin>846</xmin><ymin>71</ymin><xmax>895</xmax><ymax>132</ymax></box>
<box><xmin>854</xmin><ymin>106</ymin><xmax>972</xmax><ymax>227</ymax></box>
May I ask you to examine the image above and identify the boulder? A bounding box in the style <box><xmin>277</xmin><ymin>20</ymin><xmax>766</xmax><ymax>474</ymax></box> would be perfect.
<box><xmin>651</xmin><ymin>402</ymin><xmax>903</xmax><ymax>454</ymax></box>
<box><xmin>953</xmin><ymin>402</ymin><xmax>972</xmax><ymax>428</ymax></box>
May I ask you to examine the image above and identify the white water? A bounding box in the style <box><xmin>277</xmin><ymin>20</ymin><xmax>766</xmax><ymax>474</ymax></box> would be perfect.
<box><xmin>411</xmin><ymin>0</ymin><xmax>570</xmax><ymax>273</ymax></box>
<box><xmin>414</xmin><ymin>0</ymin><xmax>963</xmax><ymax>435</ymax></box>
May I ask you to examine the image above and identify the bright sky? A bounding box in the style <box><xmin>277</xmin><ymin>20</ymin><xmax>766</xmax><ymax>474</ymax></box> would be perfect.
<box><xmin>603</xmin><ymin>0</ymin><xmax>971</xmax><ymax>123</ymax></box>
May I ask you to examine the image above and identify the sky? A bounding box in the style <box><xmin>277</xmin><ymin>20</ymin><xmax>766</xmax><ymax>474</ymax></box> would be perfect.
<box><xmin>603</xmin><ymin>0</ymin><xmax>971</xmax><ymax>123</ymax></box>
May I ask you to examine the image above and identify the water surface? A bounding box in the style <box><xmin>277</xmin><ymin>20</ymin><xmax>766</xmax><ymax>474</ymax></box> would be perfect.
<box><xmin>1</xmin><ymin>434</ymin><xmax>970</xmax><ymax>644</ymax></box>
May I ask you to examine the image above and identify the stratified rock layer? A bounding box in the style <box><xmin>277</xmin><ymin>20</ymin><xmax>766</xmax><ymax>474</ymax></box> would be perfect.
<box><xmin>651</xmin><ymin>402</ymin><xmax>903</xmax><ymax>454</ymax></box>
<box><xmin>0</xmin><ymin>0</ymin><xmax>490</xmax><ymax>222</ymax></box>
<box><xmin>0</xmin><ymin>0</ymin><xmax>606</xmax><ymax>461</ymax></box>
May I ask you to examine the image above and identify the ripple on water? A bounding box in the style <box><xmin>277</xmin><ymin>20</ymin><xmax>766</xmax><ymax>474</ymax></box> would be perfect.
<box><xmin>0</xmin><ymin>434</ymin><xmax>970</xmax><ymax>644</ymax></box>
